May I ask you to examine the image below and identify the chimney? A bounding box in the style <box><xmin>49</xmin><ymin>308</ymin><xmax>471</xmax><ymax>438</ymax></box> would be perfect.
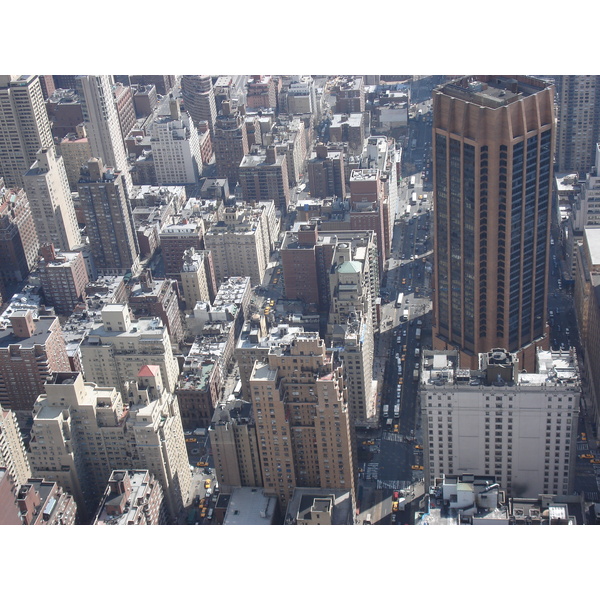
<box><xmin>266</xmin><ymin>145</ymin><xmax>277</xmax><ymax>164</ymax></box>
<box><xmin>86</xmin><ymin>157</ymin><xmax>104</xmax><ymax>181</ymax></box>
<box><xmin>222</xmin><ymin>100</ymin><xmax>231</xmax><ymax>116</ymax></box>
<box><xmin>316</xmin><ymin>143</ymin><xmax>328</xmax><ymax>159</ymax></box>
<box><xmin>298</xmin><ymin>223</ymin><xmax>318</xmax><ymax>245</ymax></box>
<box><xmin>10</xmin><ymin>310</ymin><xmax>36</xmax><ymax>338</ymax></box>
<box><xmin>39</xmin><ymin>243</ymin><xmax>57</xmax><ymax>262</ymax></box>
<box><xmin>169</xmin><ymin>97</ymin><xmax>181</xmax><ymax>120</ymax></box>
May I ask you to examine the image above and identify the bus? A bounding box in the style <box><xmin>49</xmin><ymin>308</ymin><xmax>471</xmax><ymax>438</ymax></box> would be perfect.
<box><xmin>405</xmin><ymin>205</ymin><xmax>411</xmax><ymax>217</ymax></box>
<box><xmin>396</xmin><ymin>292</ymin><xmax>404</xmax><ymax>308</ymax></box>
<box><xmin>410</xmin><ymin>192</ymin><xmax>417</xmax><ymax>205</ymax></box>
<box><xmin>409</xmin><ymin>175</ymin><xmax>415</xmax><ymax>188</ymax></box>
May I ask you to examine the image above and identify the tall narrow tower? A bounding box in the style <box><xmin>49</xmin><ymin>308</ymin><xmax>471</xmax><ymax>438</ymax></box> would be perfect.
<box><xmin>23</xmin><ymin>147</ymin><xmax>81</xmax><ymax>251</ymax></box>
<box><xmin>556</xmin><ymin>75</ymin><xmax>600</xmax><ymax>175</ymax></box>
<box><xmin>0</xmin><ymin>75</ymin><xmax>54</xmax><ymax>188</ymax></box>
<box><xmin>432</xmin><ymin>76</ymin><xmax>555</xmax><ymax>371</ymax></box>
<box><xmin>76</xmin><ymin>75</ymin><xmax>132</xmax><ymax>194</ymax></box>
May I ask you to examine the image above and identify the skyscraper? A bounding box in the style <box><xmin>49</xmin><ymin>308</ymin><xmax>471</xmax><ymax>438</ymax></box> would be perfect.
<box><xmin>432</xmin><ymin>76</ymin><xmax>555</xmax><ymax>371</ymax></box>
<box><xmin>181</xmin><ymin>75</ymin><xmax>217</xmax><ymax>136</ymax></box>
<box><xmin>248</xmin><ymin>332</ymin><xmax>356</xmax><ymax>508</ymax></box>
<box><xmin>77</xmin><ymin>157</ymin><xmax>140</xmax><ymax>276</ymax></box>
<box><xmin>76</xmin><ymin>75</ymin><xmax>132</xmax><ymax>193</ymax></box>
<box><xmin>0</xmin><ymin>75</ymin><xmax>54</xmax><ymax>188</ymax></box>
<box><xmin>22</xmin><ymin>146</ymin><xmax>82</xmax><ymax>251</ymax></box>
<box><xmin>556</xmin><ymin>75</ymin><xmax>600</xmax><ymax>175</ymax></box>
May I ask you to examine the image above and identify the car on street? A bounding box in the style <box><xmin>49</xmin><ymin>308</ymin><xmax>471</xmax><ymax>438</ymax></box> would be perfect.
<box><xmin>580</xmin><ymin>454</ymin><xmax>594</xmax><ymax>460</ymax></box>
<box><xmin>591</xmin><ymin>459</ymin><xmax>600</xmax><ymax>464</ymax></box>
<box><xmin>204</xmin><ymin>479</ymin><xmax>212</xmax><ymax>489</ymax></box>
<box><xmin>411</xmin><ymin>465</ymin><xmax>424</xmax><ymax>471</ymax></box>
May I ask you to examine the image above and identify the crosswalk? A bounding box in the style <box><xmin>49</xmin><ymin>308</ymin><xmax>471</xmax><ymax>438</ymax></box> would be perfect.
<box><xmin>585</xmin><ymin>491</ymin><xmax>599</xmax><ymax>501</ymax></box>
<box><xmin>365</xmin><ymin>462</ymin><xmax>379</xmax><ymax>480</ymax></box>
<box><xmin>383</xmin><ymin>432</ymin><xmax>404</xmax><ymax>443</ymax></box>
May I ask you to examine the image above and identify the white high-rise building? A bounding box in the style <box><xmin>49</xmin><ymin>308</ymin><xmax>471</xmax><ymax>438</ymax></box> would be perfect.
<box><xmin>0</xmin><ymin>75</ymin><xmax>54</xmax><ymax>188</ymax></box>
<box><xmin>150</xmin><ymin>100</ymin><xmax>203</xmax><ymax>185</ymax></box>
<box><xmin>420</xmin><ymin>348</ymin><xmax>581</xmax><ymax>498</ymax></box>
<box><xmin>29</xmin><ymin>369</ymin><xmax>191</xmax><ymax>522</ymax></box>
<box><xmin>79</xmin><ymin>304</ymin><xmax>180</xmax><ymax>400</ymax></box>
<box><xmin>0</xmin><ymin>404</ymin><xmax>31</xmax><ymax>487</ymax></box>
<box><xmin>76</xmin><ymin>75</ymin><xmax>132</xmax><ymax>193</ymax></box>
<box><xmin>22</xmin><ymin>146</ymin><xmax>81</xmax><ymax>251</ymax></box>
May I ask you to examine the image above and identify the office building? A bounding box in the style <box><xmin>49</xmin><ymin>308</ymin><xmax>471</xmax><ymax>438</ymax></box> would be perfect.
<box><xmin>0</xmin><ymin>311</ymin><xmax>70</xmax><ymax>422</ymax></box>
<box><xmin>284</xmin><ymin>488</ymin><xmax>355</xmax><ymax>525</ymax></box>
<box><xmin>0</xmin><ymin>180</ymin><xmax>40</xmax><ymax>286</ymax></box>
<box><xmin>129</xmin><ymin>75</ymin><xmax>176</xmax><ymax>97</ymax></box>
<box><xmin>238</xmin><ymin>146</ymin><xmax>291</xmax><ymax>213</ymax></box>
<box><xmin>280</xmin><ymin>225</ymin><xmax>379</xmax><ymax>316</ymax></box>
<box><xmin>13</xmin><ymin>477</ymin><xmax>78</xmax><ymax>525</ymax></box>
<box><xmin>79</xmin><ymin>303</ymin><xmax>180</xmax><ymax>399</ymax></box>
<box><xmin>213</xmin><ymin>99</ymin><xmax>249</xmax><ymax>186</ymax></box>
<box><xmin>180</xmin><ymin>248</ymin><xmax>217</xmax><ymax>310</ymax></box>
<box><xmin>159</xmin><ymin>219</ymin><xmax>205</xmax><ymax>279</ymax></box>
<box><xmin>0</xmin><ymin>405</ymin><xmax>31</xmax><ymax>488</ymax></box>
<box><xmin>55</xmin><ymin>125</ymin><xmax>93</xmax><ymax>191</ymax></box>
<box><xmin>0</xmin><ymin>75</ymin><xmax>54</xmax><ymax>188</ymax></box>
<box><xmin>45</xmin><ymin>87</ymin><xmax>84</xmax><ymax>139</ymax></box>
<box><xmin>76</xmin><ymin>75</ymin><xmax>132</xmax><ymax>193</ymax></box>
<box><xmin>203</xmin><ymin>202</ymin><xmax>277</xmax><ymax>287</ymax></box>
<box><xmin>22</xmin><ymin>146</ymin><xmax>82</xmax><ymax>252</ymax></box>
<box><xmin>38</xmin><ymin>244</ymin><xmax>89</xmax><ymax>315</ymax></box>
<box><xmin>127</xmin><ymin>270</ymin><xmax>185</xmax><ymax>346</ymax></box>
<box><xmin>248</xmin><ymin>332</ymin><xmax>356</xmax><ymax>508</ymax></box>
<box><xmin>330</xmin><ymin>76</ymin><xmax>365</xmax><ymax>114</ymax></box>
<box><xmin>181</xmin><ymin>75</ymin><xmax>217</xmax><ymax>135</ymax></box>
<box><xmin>209</xmin><ymin>398</ymin><xmax>263</xmax><ymax>491</ymax></box>
<box><xmin>77</xmin><ymin>157</ymin><xmax>140</xmax><ymax>276</ymax></box>
<box><xmin>93</xmin><ymin>469</ymin><xmax>167</xmax><ymax>525</ymax></box>
<box><xmin>307</xmin><ymin>143</ymin><xmax>346</xmax><ymax>199</ymax></box>
<box><xmin>556</xmin><ymin>75</ymin><xmax>600</xmax><ymax>175</ymax></box>
<box><xmin>246</xmin><ymin>76</ymin><xmax>278</xmax><ymax>111</ymax></box>
<box><xmin>150</xmin><ymin>98</ymin><xmax>203</xmax><ymax>185</ymax></box>
<box><xmin>420</xmin><ymin>348</ymin><xmax>580</xmax><ymax>497</ymax></box>
<box><xmin>327</xmin><ymin>241</ymin><xmax>376</xmax><ymax>425</ymax></box>
<box><xmin>112</xmin><ymin>82</ymin><xmax>136</xmax><ymax>140</ymax></box>
<box><xmin>574</xmin><ymin>228</ymin><xmax>600</xmax><ymax>433</ymax></box>
<box><xmin>328</xmin><ymin>113</ymin><xmax>365</xmax><ymax>152</ymax></box>
<box><xmin>432</xmin><ymin>76</ymin><xmax>555</xmax><ymax>371</ymax></box>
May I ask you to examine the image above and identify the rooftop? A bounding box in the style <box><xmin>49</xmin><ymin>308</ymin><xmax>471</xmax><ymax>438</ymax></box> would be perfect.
<box><xmin>437</xmin><ymin>76</ymin><xmax>552</xmax><ymax>108</ymax></box>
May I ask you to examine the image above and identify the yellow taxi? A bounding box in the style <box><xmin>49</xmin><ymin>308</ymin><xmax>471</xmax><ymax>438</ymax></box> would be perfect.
<box><xmin>411</xmin><ymin>465</ymin><xmax>424</xmax><ymax>471</ymax></box>
<box><xmin>580</xmin><ymin>454</ymin><xmax>594</xmax><ymax>460</ymax></box>
<box><xmin>186</xmin><ymin>437</ymin><xmax>197</xmax><ymax>443</ymax></box>
<box><xmin>204</xmin><ymin>479</ymin><xmax>211</xmax><ymax>489</ymax></box>
<box><xmin>200</xmin><ymin>507</ymin><xmax>207</xmax><ymax>518</ymax></box>
<box><xmin>197</xmin><ymin>461</ymin><xmax>208</xmax><ymax>467</ymax></box>
<box><xmin>393</xmin><ymin>424</ymin><xmax>399</xmax><ymax>433</ymax></box>
<box><xmin>591</xmin><ymin>459</ymin><xmax>600</xmax><ymax>464</ymax></box>
<box><xmin>392</xmin><ymin>501</ymin><xmax>399</xmax><ymax>512</ymax></box>
<box><xmin>415</xmin><ymin>444</ymin><xmax>423</xmax><ymax>450</ymax></box>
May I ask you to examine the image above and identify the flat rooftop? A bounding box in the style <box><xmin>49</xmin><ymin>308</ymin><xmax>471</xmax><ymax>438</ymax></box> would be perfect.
<box><xmin>437</xmin><ymin>76</ymin><xmax>551</xmax><ymax>108</ymax></box>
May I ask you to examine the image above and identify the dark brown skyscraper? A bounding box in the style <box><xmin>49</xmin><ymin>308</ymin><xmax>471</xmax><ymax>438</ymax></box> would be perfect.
<box><xmin>432</xmin><ymin>76</ymin><xmax>555</xmax><ymax>371</ymax></box>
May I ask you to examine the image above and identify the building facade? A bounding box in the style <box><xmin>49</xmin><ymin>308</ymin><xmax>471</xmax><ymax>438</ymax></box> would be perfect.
<box><xmin>556</xmin><ymin>75</ymin><xmax>600</xmax><ymax>175</ymax></box>
<box><xmin>432</xmin><ymin>76</ymin><xmax>555</xmax><ymax>371</ymax></box>
<box><xmin>0</xmin><ymin>75</ymin><xmax>54</xmax><ymax>188</ymax></box>
<box><xmin>22</xmin><ymin>146</ymin><xmax>82</xmax><ymax>252</ymax></box>
<box><xmin>420</xmin><ymin>348</ymin><xmax>580</xmax><ymax>498</ymax></box>
<box><xmin>77</xmin><ymin>157</ymin><xmax>140</xmax><ymax>276</ymax></box>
